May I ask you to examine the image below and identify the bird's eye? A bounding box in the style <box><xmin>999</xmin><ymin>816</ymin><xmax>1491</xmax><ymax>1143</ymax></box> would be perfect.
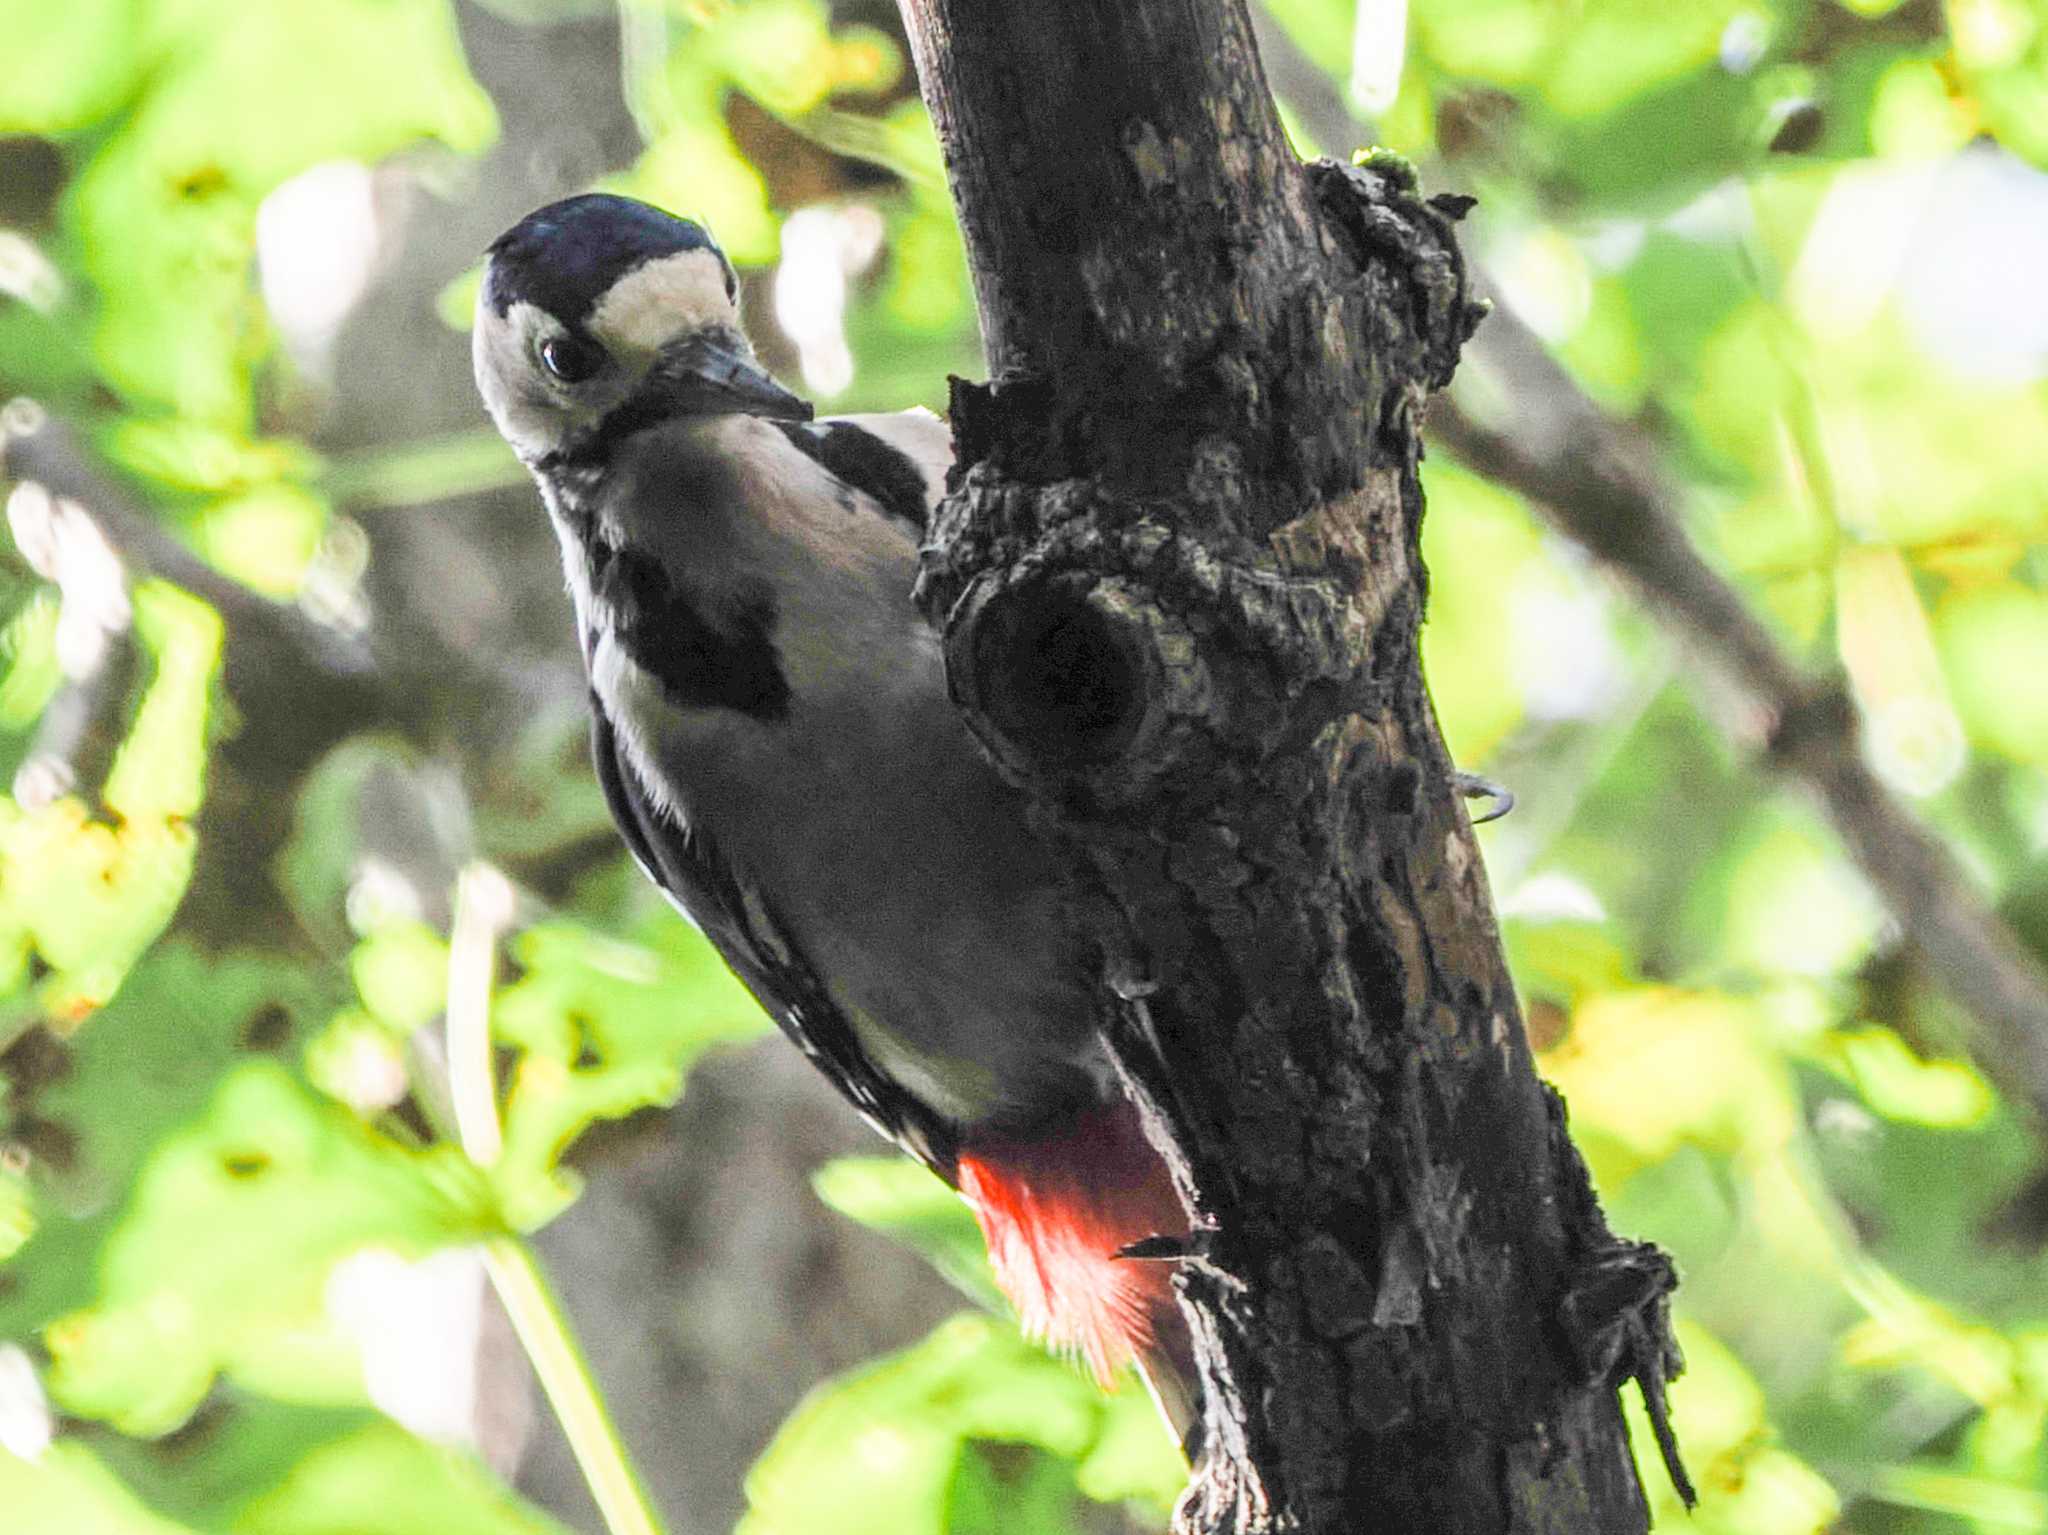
<box><xmin>539</xmin><ymin>333</ymin><xmax>607</xmax><ymax>384</ymax></box>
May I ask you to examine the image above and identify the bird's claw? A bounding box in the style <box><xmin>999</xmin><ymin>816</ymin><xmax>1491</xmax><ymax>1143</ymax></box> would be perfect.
<box><xmin>1452</xmin><ymin>771</ymin><xmax>1515</xmax><ymax>824</ymax></box>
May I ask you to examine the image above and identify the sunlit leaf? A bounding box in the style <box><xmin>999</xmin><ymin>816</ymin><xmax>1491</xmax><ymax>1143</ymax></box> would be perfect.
<box><xmin>1949</xmin><ymin>0</ymin><xmax>2048</xmax><ymax>166</ymax></box>
<box><xmin>0</xmin><ymin>582</ymin><xmax>222</xmax><ymax>1021</ymax></box>
<box><xmin>232</xmin><ymin>1419</ymin><xmax>571</xmax><ymax>1535</ymax></box>
<box><xmin>0</xmin><ymin>0</ymin><xmax>140</xmax><ymax>133</ymax></box>
<box><xmin>1623</xmin><ymin>1319</ymin><xmax>1840</xmax><ymax>1534</ymax></box>
<box><xmin>61</xmin><ymin>0</ymin><xmax>493</xmax><ymax>420</ymax></box>
<box><xmin>1937</xmin><ymin>581</ymin><xmax>2048</xmax><ymax>765</ymax></box>
<box><xmin>1695</xmin><ymin>817</ymin><xmax>1886</xmax><ymax>983</ymax></box>
<box><xmin>621</xmin><ymin>119</ymin><xmax>778</xmax><ymax>264</ymax></box>
<box><xmin>698</xmin><ymin>0</ymin><xmax>902</xmax><ymax>117</ymax></box>
<box><xmin>192</xmin><ymin>483</ymin><xmax>328</xmax><ymax>599</ymax></box>
<box><xmin>0</xmin><ymin>1440</ymin><xmax>198</xmax><ymax>1535</ymax></box>
<box><xmin>1822</xmin><ymin>1027</ymin><xmax>1995</xmax><ymax>1129</ymax></box>
<box><xmin>738</xmin><ymin>1312</ymin><xmax>1176</xmax><ymax>1535</ymax></box>
<box><xmin>1418</xmin><ymin>461</ymin><xmax>1537</xmax><ymax>760</ymax></box>
<box><xmin>41</xmin><ymin>1063</ymin><xmax>495</xmax><ymax>1435</ymax></box>
<box><xmin>351</xmin><ymin>922</ymin><xmax>450</xmax><ymax>1036</ymax></box>
<box><xmin>812</xmin><ymin>1155</ymin><xmax>1002</xmax><ymax>1310</ymax></box>
<box><xmin>0</xmin><ymin>1161</ymin><xmax>32</xmax><ymax>1261</ymax></box>
<box><xmin>1540</xmin><ymin>986</ymin><xmax>1796</xmax><ymax>1176</ymax></box>
<box><xmin>103</xmin><ymin>581</ymin><xmax>222</xmax><ymax>824</ymax></box>
<box><xmin>0</xmin><ymin>591</ymin><xmax>64</xmax><ymax>732</ymax></box>
<box><xmin>101</xmin><ymin>421</ymin><xmax>320</xmax><ymax>499</ymax></box>
<box><xmin>492</xmin><ymin>914</ymin><xmax>768</xmax><ymax>1226</ymax></box>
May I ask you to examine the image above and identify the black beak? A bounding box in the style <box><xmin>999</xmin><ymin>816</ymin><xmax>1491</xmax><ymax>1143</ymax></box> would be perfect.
<box><xmin>658</xmin><ymin>334</ymin><xmax>813</xmax><ymax>421</ymax></box>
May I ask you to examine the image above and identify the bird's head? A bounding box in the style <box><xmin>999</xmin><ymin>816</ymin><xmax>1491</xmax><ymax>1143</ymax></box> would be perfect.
<box><xmin>473</xmin><ymin>193</ymin><xmax>811</xmax><ymax>467</ymax></box>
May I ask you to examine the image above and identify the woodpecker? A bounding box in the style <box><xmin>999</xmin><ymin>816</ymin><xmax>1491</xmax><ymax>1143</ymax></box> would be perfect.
<box><xmin>473</xmin><ymin>194</ymin><xmax>1195</xmax><ymax>1438</ymax></box>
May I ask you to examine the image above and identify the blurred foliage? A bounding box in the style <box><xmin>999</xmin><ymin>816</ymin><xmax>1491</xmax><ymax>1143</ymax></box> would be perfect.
<box><xmin>0</xmin><ymin>0</ymin><xmax>2045</xmax><ymax>1533</ymax></box>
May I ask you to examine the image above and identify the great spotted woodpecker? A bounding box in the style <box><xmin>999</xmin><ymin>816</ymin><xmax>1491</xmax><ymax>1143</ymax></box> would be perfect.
<box><xmin>472</xmin><ymin>194</ymin><xmax>1197</xmax><ymax>1440</ymax></box>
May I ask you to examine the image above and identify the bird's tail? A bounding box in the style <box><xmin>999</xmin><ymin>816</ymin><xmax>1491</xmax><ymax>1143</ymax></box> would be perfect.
<box><xmin>955</xmin><ymin>1098</ymin><xmax>1199</xmax><ymax>1450</ymax></box>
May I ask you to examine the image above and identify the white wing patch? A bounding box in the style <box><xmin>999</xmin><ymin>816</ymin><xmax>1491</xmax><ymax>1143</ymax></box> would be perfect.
<box><xmin>589</xmin><ymin>630</ymin><xmax>689</xmax><ymax>822</ymax></box>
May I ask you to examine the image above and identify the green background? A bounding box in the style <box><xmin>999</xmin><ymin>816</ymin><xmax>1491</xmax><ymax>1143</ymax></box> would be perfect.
<box><xmin>3</xmin><ymin>0</ymin><xmax>2047</xmax><ymax>1530</ymax></box>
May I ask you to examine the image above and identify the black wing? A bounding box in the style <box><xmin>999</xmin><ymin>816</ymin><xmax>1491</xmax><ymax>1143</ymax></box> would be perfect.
<box><xmin>589</xmin><ymin>700</ymin><xmax>958</xmax><ymax>1180</ymax></box>
<box><xmin>773</xmin><ymin>418</ymin><xmax>936</xmax><ymax>535</ymax></box>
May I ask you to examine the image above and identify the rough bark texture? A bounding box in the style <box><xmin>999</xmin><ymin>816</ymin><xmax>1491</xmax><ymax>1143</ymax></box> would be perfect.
<box><xmin>896</xmin><ymin>2</ymin><xmax>1685</xmax><ymax>1530</ymax></box>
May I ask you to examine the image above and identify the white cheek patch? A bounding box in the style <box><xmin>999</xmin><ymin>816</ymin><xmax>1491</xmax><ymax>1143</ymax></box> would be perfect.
<box><xmin>474</xmin><ymin>297</ymin><xmax>570</xmax><ymax>458</ymax></box>
<box><xmin>591</xmin><ymin>249</ymin><xmax>735</xmax><ymax>353</ymax></box>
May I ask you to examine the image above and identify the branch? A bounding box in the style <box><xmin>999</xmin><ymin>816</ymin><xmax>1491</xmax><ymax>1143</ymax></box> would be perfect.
<box><xmin>0</xmin><ymin>401</ymin><xmax>501</xmax><ymax>956</ymax></box>
<box><xmin>0</xmin><ymin>402</ymin><xmax>378</xmax><ymax>687</ymax></box>
<box><xmin>1432</xmin><ymin>334</ymin><xmax>2048</xmax><ymax>1131</ymax></box>
<box><xmin>1250</xmin><ymin>6</ymin><xmax>2048</xmax><ymax>1130</ymax></box>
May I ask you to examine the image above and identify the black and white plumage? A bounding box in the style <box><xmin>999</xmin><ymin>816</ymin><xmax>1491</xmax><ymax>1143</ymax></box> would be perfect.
<box><xmin>474</xmin><ymin>194</ymin><xmax>1194</xmax><ymax>1432</ymax></box>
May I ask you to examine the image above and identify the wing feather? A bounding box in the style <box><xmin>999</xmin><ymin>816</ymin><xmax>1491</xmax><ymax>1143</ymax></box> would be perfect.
<box><xmin>589</xmin><ymin>699</ymin><xmax>957</xmax><ymax>1179</ymax></box>
<box><xmin>773</xmin><ymin>410</ymin><xmax>950</xmax><ymax>534</ymax></box>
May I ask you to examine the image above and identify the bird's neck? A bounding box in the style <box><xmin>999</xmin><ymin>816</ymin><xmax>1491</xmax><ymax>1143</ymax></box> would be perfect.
<box><xmin>540</xmin><ymin>432</ymin><xmax>797</xmax><ymax>726</ymax></box>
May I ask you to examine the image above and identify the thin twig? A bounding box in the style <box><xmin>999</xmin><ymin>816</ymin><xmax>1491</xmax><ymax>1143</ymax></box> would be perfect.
<box><xmin>0</xmin><ymin>403</ymin><xmax>376</xmax><ymax>681</ymax></box>
<box><xmin>446</xmin><ymin>862</ymin><xmax>670</xmax><ymax>1535</ymax></box>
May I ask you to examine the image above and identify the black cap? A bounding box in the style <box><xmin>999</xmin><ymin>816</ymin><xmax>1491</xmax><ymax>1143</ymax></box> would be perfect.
<box><xmin>483</xmin><ymin>193</ymin><xmax>731</xmax><ymax>323</ymax></box>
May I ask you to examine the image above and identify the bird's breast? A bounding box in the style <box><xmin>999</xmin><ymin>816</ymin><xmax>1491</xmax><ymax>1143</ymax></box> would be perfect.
<box><xmin>591</xmin><ymin>608</ymin><xmax>1104</xmax><ymax>1128</ymax></box>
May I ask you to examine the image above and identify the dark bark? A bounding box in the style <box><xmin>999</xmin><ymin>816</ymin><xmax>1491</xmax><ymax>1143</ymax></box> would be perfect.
<box><xmin>896</xmin><ymin>2</ymin><xmax>1685</xmax><ymax>1530</ymax></box>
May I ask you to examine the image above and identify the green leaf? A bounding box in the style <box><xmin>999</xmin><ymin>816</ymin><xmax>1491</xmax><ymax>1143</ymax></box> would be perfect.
<box><xmin>33</xmin><ymin>946</ymin><xmax>321</xmax><ymax>1205</ymax></box>
<box><xmin>1540</xmin><ymin>986</ymin><xmax>1797</xmax><ymax>1179</ymax></box>
<box><xmin>1802</xmin><ymin>1067</ymin><xmax>2043</xmax><ymax>1321</ymax></box>
<box><xmin>103</xmin><ymin>581</ymin><xmax>223</xmax><ymax>824</ymax></box>
<box><xmin>620</xmin><ymin>119</ymin><xmax>779</xmax><ymax>267</ymax></box>
<box><xmin>232</xmin><ymin>1420</ymin><xmax>572</xmax><ymax>1535</ymax></box>
<box><xmin>739</xmin><ymin>1312</ymin><xmax>1176</xmax><ymax>1535</ymax></box>
<box><xmin>60</xmin><ymin>0</ymin><xmax>493</xmax><ymax>421</ymax></box>
<box><xmin>812</xmin><ymin>1156</ymin><xmax>1002</xmax><ymax>1310</ymax></box>
<box><xmin>1938</xmin><ymin>583</ymin><xmax>2048</xmax><ymax>765</ymax></box>
<box><xmin>0</xmin><ymin>1440</ymin><xmax>199</xmax><ymax>1535</ymax></box>
<box><xmin>351</xmin><ymin>922</ymin><xmax>450</xmax><ymax>1035</ymax></box>
<box><xmin>41</xmin><ymin>1062</ymin><xmax>495</xmax><ymax>1435</ymax></box>
<box><xmin>1822</xmin><ymin>1028</ymin><xmax>1996</xmax><ymax>1130</ymax></box>
<box><xmin>1074</xmin><ymin>1385</ymin><xmax>1187</xmax><ymax>1510</ymax></box>
<box><xmin>0</xmin><ymin>0</ymin><xmax>142</xmax><ymax>134</ymax></box>
<box><xmin>1622</xmin><ymin>1319</ymin><xmax>1840</xmax><ymax>1533</ymax></box>
<box><xmin>492</xmin><ymin>914</ymin><xmax>768</xmax><ymax>1227</ymax></box>
<box><xmin>1502</xmin><ymin>913</ymin><xmax>1636</xmax><ymax>1011</ymax></box>
<box><xmin>2</xmin><ymin>944</ymin><xmax>320</xmax><ymax>1349</ymax></box>
<box><xmin>1705</xmin><ymin>818</ymin><xmax>1887</xmax><ymax>982</ymax></box>
<box><xmin>0</xmin><ymin>1161</ymin><xmax>31</xmax><ymax>1261</ymax></box>
<box><xmin>944</xmin><ymin>1443</ymin><xmax>1090</xmax><ymax>1535</ymax></box>
<box><xmin>1416</xmin><ymin>460</ymin><xmax>1541</xmax><ymax>762</ymax></box>
<box><xmin>1950</xmin><ymin>0</ymin><xmax>2048</xmax><ymax>167</ymax></box>
<box><xmin>86</xmin><ymin>1398</ymin><xmax>382</xmax><ymax>1532</ymax></box>
<box><xmin>190</xmin><ymin>483</ymin><xmax>328</xmax><ymax>599</ymax></box>
<box><xmin>0</xmin><ymin>581</ymin><xmax>223</xmax><ymax>1020</ymax></box>
<box><xmin>0</xmin><ymin>592</ymin><xmax>64</xmax><ymax>732</ymax></box>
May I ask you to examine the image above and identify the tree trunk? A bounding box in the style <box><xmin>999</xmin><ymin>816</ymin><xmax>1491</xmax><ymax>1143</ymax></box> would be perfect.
<box><xmin>894</xmin><ymin>2</ymin><xmax>1688</xmax><ymax>1530</ymax></box>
